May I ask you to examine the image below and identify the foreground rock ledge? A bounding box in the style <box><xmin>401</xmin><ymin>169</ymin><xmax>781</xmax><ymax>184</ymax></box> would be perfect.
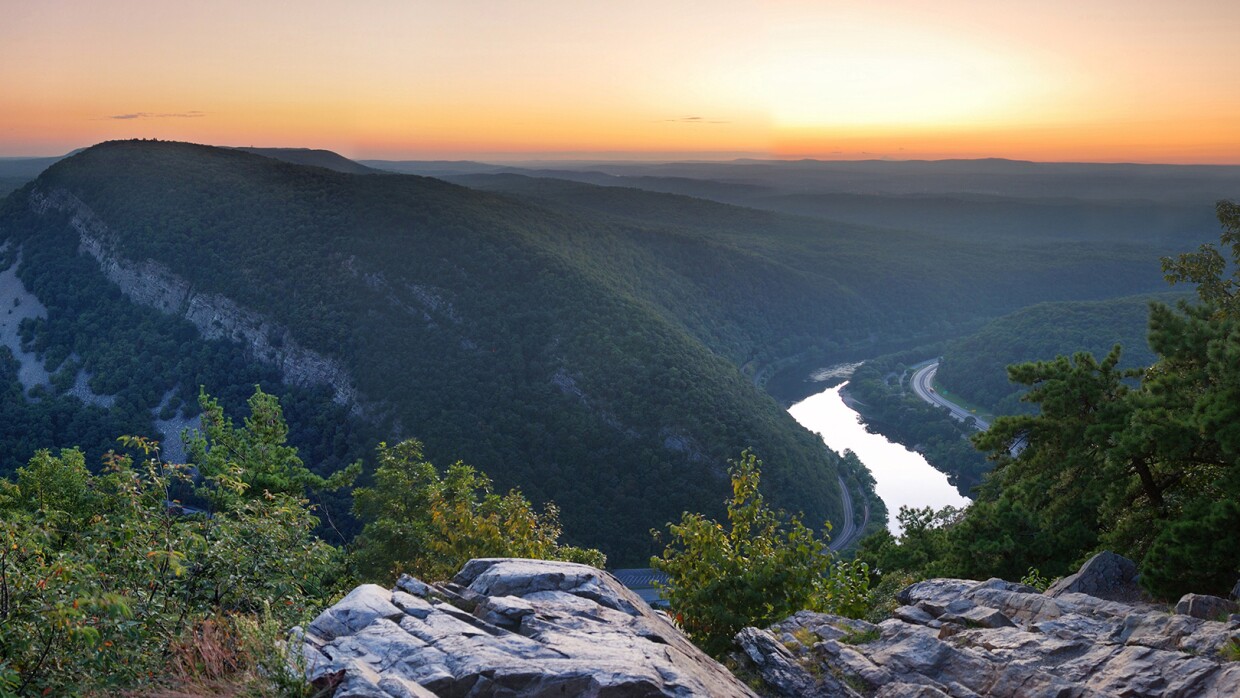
<box><xmin>296</xmin><ymin>558</ymin><xmax>757</xmax><ymax>697</ymax></box>
<box><xmin>737</xmin><ymin>553</ymin><xmax>1240</xmax><ymax>698</ymax></box>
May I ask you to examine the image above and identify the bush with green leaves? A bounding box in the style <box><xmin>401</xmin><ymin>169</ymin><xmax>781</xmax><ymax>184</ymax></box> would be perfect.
<box><xmin>650</xmin><ymin>450</ymin><xmax>871</xmax><ymax>657</ymax></box>
<box><xmin>187</xmin><ymin>387</ymin><xmax>360</xmax><ymax>511</ymax></box>
<box><xmin>0</xmin><ymin>389</ymin><xmax>346</xmax><ymax>696</ymax></box>
<box><xmin>349</xmin><ymin>439</ymin><xmax>605</xmax><ymax>584</ymax></box>
<box><xmin>854</xmin><ymin>505</ymin><xmax>962</xmax><ymax>582</ymax></box>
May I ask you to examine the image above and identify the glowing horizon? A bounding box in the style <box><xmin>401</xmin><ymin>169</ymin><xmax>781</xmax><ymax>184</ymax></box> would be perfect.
<box><xmin>3</xmin><ymin>0</ymin><xmax>1240</xmax><ymax>164</ymax></box>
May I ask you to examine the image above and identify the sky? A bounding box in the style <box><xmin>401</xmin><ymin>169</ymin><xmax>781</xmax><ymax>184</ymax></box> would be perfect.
<box><xmin>2</xmin><ymin>0</ymin><xmax>1239</xmax><ymax>163</ymax></box>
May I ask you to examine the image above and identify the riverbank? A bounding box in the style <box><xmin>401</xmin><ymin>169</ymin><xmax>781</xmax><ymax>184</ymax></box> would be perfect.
<box><xmin>789</xmin><ymin>383</ymin><xmax>969</xmax><ymax>535</ymax></box>
<box><xmin>840</xmin><ymin>355</ymin><xmax>992</xmax><ymax>498</ymax></box>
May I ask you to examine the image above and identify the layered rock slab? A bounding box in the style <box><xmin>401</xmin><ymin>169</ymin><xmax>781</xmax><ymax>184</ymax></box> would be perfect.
<box><xmin>738</xmin><ymin>555</ymin><xmax>1240</xmax><ymax>698</ymax></box>
<box><xmin>298</xmin><ymin>558</ymin><xmax>758</xmax><ymax>697</ymax></box>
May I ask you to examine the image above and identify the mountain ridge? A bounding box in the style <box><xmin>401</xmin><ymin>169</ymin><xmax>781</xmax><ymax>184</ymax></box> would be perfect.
<box><xmin>1</xmin><ymin>140</ymin><xmax>870</xmax><ymax>563</ymax></box>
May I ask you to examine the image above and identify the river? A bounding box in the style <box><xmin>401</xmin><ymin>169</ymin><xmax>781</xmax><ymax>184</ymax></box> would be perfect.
<box><xmin>788</xmin><ymin>383</ymin><xmax>970</xmax><ymax>536</ymax></box>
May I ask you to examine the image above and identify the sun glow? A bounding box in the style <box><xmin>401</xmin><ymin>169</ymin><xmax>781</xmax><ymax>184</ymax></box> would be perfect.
<box><xmin>2</xmin><ymin>0</ymin><xmax>1239</xmax><ymax>161</ymax></box>
<box><xmin>761</xmin><ymin>23</ymin><xmax>1055</xmax><ymax>130</ymax></box>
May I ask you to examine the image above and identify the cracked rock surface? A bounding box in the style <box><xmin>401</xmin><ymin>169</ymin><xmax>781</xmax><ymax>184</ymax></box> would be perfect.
<box><xmin>737</xmin><ymin>553</ymin><xmax>1240</xmax><ymax>698</ymax></box>
<box><xmin>298</xmin><ymin>558</ymin><xmax>758</xmax><ymax>697</ymax></box>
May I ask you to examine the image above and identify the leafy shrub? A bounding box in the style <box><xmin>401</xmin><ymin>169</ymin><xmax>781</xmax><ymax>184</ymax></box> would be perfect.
<box><xmin>0</xmin><ymin>391</ymin><xmax>344</xmax><ymax>695</ymax></box>
<box><xmin>651</xmin><ymin>450</ymin><xmax>871</xmax><ymax>657</ymax></box>
<box><xmin>163</xmin><ymin>611</ymin><xmax>316</xmax><ymax>697</ymax></box>
<box><xmin>1020</xmin><ymin>567</ymin><xmax>1051</xmax><ymax>592</ymax></box>
<box><xmin>349</xmin><ymin>439</ymin><xmax>604</xmax><ymax>583</ymax></box>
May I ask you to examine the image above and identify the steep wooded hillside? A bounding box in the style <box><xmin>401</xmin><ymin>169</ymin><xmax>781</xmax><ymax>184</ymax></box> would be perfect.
<box><xmin>936</xmin><ymin>292</ymin><xmax>1189</xmax><ymax>414</ymax></box>
<box><xmin>0</xmin><ymin>141</ymin><xmax>863</xmax><ymax>563</ymax></box>
<box><xmin>449</xmin><ymin>173</ymin><xmax>1184</xmax><ymax>368</ymax></box>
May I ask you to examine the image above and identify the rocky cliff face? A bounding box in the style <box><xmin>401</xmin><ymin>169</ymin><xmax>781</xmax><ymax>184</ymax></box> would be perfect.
<box><xmin>738</xmin><ymin>552</ymin><xmax>1240</xmax><ymax>698</ymax></box>
<box><xmin>27</xmin><ymin>186</ymin><xmax>361</xmax><ymax>411</ymax></box>
<box><xmin>298</xmin><ymin>558</ymin><xmax>757</xmax><ymax>697</ymax></box>
<box><xmin>301</xmin><ymin>555</ymin><xmax>1240</xmax><ymax>697</ymax></box>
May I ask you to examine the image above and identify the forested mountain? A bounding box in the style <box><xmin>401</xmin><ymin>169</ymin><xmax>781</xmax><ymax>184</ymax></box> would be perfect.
<box><xmin>0</xmin><ymin>141</ymin><xmax>1214</xmax><ymax>563</ymax></box>
<box><xmin>1</xmin><ymin>141</ymin><xmax>861</xmax><ymax>563</ymax></box>
<box><xmin>446</xmin><ymin>172</ymin><xmax>1188</xmax><ymax>364</ymax></box>
<box><xmin>936</xmin><ymin>292</ymin><xmax>1189</xmax><ymax>414</ymax></box>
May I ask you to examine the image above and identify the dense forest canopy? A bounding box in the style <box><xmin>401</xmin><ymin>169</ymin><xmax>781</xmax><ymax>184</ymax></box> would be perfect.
<box><xmin>936</xmin><ymin>292</ymin><xmax>1189</xmax><ymax>415</ymax></box>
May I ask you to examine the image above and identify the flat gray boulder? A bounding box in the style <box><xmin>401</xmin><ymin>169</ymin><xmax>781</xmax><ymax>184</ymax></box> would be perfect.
<box><xmin>739</xmin><ymin>558</ymin><xmax>1240</xmax><ymax>698</ymax></box>
<box><xmin>298</xmin><ymin>558</ymin><xmax>758</xmax><ymax>697</ymax></box>
<box><xmin>1175</xmin><ymin>593</ymin><xmax>1239</xmax><ymax>621</ymax></box>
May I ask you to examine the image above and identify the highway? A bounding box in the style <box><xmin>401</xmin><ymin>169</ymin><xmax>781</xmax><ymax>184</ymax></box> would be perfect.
<box><xmin>828</xmin><ymin>475</ymin><xmax>868</xmax><ymax>551</ymax></box>
<box><xmin>909</xmin><ymin>361</ymin><xmax>989</xmax><ymax>431</ymax></box>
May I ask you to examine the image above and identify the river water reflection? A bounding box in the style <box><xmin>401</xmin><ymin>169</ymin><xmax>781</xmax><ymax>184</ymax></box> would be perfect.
<box><xmin>788</xmin><ymin>383</ymin><xmax>970</xmax><ymax>536</ymax></box>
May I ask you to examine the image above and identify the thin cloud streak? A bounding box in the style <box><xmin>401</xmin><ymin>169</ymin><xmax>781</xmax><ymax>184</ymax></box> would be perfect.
<box><xmin>660</xmin><ymin>116</ymin><xmax>730</xmax><ymax>124</ymax></box>
<box><xmin>98</xmin><ymin>111</ymin><xmax>206</xmax><ymax>120</ymax></box>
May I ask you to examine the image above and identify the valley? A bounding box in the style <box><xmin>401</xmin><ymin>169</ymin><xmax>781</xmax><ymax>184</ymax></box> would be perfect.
<box><xmin>6</xmin><ymin>4</ymin><xmax>1240</xmax><ymax>694</ymax></box>
<box><xmin>0</xmin><ymin>141</ymin><xmax>1230</xmax><ymax>565</ymax></box>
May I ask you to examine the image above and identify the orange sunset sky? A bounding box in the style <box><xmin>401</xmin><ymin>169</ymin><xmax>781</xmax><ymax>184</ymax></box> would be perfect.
<box><xmin>2</xmin><ymin>0</ymin><xmax>1239</xmax><ymax>163</ymax></box>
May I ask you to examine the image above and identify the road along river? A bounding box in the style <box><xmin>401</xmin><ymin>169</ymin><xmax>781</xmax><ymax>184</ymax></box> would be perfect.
<box><xmin>909</xmin><ymin>361</ymin><xmax>989</xmax><ymax>429</ymax></box>
<box><xmin>789</xmin><ymin>383</ymin><xmax>970</xmax><ymax>536</ymax></box>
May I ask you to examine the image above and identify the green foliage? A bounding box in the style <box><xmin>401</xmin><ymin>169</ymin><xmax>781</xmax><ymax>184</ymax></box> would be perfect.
<box><xmin>651</xmin><ymin>450</ymin><xmax>870</xmax><ymax>657</ymax></box>
<box><xmin>863</xmin><ymin>570</ymin><xmax>916</xmax><ymax>624</ymax></box>
<box><xmin>1020</xmin><ymin>568</ymin><xmax>1051</xmax><ymax>592</ymax></box>
<box><xmin>1141</xmin><ymin>499</ymin><xmax>1240</xmax><ymax>601</ymax></box>
<box><xmin>968</xmin><ymin>349</ymin><xmax>1132</xmax><ymax>575</ymax></box>
<box><xmin>840</xmin><ymin>627</ymin><xmax>881</xmax><ymax>645</ymax></box>
<box><xmin>855</xmin><ymin>506</ymin><xmax>962</xmax><ymax>582</ymax></box>
<box><xmin>350</xmin><ymin>439</ymin><xmax>604</xmax><ymax>583</ymax></box>
<box><xmin>937</xmin><ymin>293</ymin><xmax>1178</xmax><ymax>415</ymax></box>
<box><xmin>1162</xmin><ymin>200</ymin><xmax>1240</xmax><ymax>317</ymax></box>
<box><xmin>187</xmin><ymin>387</ymin><xmax>360</xmax><ymax>510</ymax></box>
<box><xmin>0</xmin><ymin>391</ymin><xmax>341</xmax><ymax>695</ymax></box>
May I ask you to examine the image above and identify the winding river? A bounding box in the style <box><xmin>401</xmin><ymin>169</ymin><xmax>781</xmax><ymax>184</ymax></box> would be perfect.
<box><xmin>788</xmin><ymin>383</ymin><xmax>970</xmax><ymax>536</ymax></box>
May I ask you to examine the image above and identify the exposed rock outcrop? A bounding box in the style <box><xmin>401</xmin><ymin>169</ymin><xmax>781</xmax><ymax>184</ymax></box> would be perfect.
<box><xmin>1175</xmin><ymin>593</ymin><xmax>1238</xmax><ymax>621</ymax></box>
<box><xmin>0</xmin><ymin>249</ymin><xmax>51</xmax><ymax>391</ymax></box>
<box><xmin>738</xmin><ymin>554</ymin><xmax>1240</xmax><ymax>698</ymax></box>
<box><xmin>27</xmin><ymin>186</ymin><xmax>361</xmax><ymax>411</ymax></box>
<box><xmin>1044</xmin><ymin>550</ymin><xmax>1143</xmax><ymax>602</ymax></box>
<box><xmin>298</xmin><ymin>558</ymin><xmax>758</xmax><ymax>697</ymax></box>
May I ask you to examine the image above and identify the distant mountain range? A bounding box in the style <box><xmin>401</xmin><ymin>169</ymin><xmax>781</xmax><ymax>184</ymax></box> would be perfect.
<box><xmin>361</xmin><ymin>156</ymin><xmax>1240</xmax><ymax>203</ymax></box>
